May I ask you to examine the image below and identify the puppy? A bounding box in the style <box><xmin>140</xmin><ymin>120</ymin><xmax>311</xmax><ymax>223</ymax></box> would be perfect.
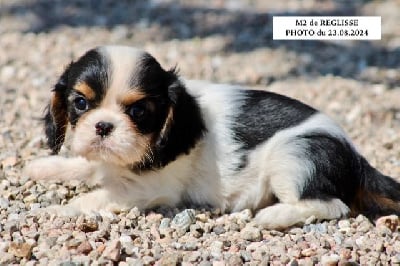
<box><xmin>25</xmin><ymin>45</ymin><xmax>400</xmax><ymax>229</ymax></box>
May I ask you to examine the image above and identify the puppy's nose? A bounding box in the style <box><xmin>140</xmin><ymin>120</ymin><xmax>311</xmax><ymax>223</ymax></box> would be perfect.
<box><xmin>95</xmin><ymin>121</ymin><xmax>114</xmax><ymax>137</ymax></box>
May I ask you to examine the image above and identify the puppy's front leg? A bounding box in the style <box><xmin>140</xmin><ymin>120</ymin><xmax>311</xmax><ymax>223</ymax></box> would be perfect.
<box><xmin>25</xmin><ymin>158</ymin><xmax>136</xmax><ymax>215</ymax></box>
<box><xmin>24</xmin><ymin>156</ymin><xmax>100</xmax><ymax>185</ymax></box>
<box><xmin>43</xmin><ymin>188</ymin><xmax>131</xmax><ymax>216</ymax></box>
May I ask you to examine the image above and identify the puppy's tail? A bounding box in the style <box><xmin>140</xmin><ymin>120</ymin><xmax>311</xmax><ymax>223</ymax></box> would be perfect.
<box><xmin>352</xmin><ymin>158</ymin><xmax>400</xmax><ymax>219</ymax></box>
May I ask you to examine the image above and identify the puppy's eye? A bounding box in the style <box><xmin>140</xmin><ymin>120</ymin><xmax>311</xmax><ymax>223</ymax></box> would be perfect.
<box><xmin>74</xmin><ymin>96</ymin><xmax>88</xmax><ymax>111</ymax></box>
<box><xmin>128</xmin><ymin>103</ymin><xmax>146</xmax><ymax>120</ymax></box>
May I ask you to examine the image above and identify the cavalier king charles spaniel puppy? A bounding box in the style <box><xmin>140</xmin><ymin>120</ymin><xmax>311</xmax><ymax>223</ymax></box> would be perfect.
<box><xmin>25</xmin><ymin>45</ymin><xmax>400</xmax><ymax>229</ymax></box>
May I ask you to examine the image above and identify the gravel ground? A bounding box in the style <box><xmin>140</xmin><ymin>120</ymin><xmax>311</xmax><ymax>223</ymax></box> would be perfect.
<box><xmin>1</xmin><ymin>0</ymin><xmax>400</xmax><ymax>265</ymax></box>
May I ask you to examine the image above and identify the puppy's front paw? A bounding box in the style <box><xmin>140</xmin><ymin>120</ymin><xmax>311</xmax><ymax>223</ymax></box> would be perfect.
<box><xmin>24</xmin><ymin>156</ymin><xmax>66</xmax><ymax>180</ymax></box>
<box><xmin>24</xmin><ymin>156</ymin><xmax>95</xmax><ymax>182</ymax></box>
<box><xmin>29</xmin><ymin>204</ymin><xmax>82</xmax><ymax>217</ymax></box>
<box><xmin>23</xmin><ymin>159</ymin><xmax>47</xmax><ymax>180</ymax></box>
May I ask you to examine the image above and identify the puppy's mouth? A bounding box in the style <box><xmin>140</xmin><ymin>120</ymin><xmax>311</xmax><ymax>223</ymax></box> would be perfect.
<box><xmin>79</xmin><ymin>134</ymin><xmax>149</xmax><ymax>168</ymax></box>
<box><xmin>90</xmin><ymin>136</ymin><xmax>113</xmax><ymax>152</ymax></box>
<box><xmin>86</xmin><ymin>137</ymin><xmax>125</xmax><ymax>162</ymax></box>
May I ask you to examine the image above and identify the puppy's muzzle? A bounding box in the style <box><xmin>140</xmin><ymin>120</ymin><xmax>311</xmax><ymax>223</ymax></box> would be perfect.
<box><xmin>95</xmin><ymin>121</ymin><xmax>114</xmax><ymax>137</ymax></box>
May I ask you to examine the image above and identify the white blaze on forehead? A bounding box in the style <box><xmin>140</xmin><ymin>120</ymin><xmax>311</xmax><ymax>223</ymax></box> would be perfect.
<box><xmin>99</xmin><ymin>46</ymin><xmax>146</xmax><ymax>107</ymax></box>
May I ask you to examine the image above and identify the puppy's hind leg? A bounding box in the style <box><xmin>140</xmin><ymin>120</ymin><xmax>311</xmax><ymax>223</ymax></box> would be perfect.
<box><xmin>253</xmin><ymin>134</ymin><xmax>350</xmax><ymax>229</ymax></box>
<box><xmin>254</xmin><ymin>199</ymin><xmax>349</xmax><ymax>229</ymax></box>
<box><xmin>253</xmin><ymin>156</ymin><xmax>349</xmax><ymax>229</ymax></box>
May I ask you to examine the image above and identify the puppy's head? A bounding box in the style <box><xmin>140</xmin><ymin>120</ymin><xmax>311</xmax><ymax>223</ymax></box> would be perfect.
<box><xmin>45</xmin><ymin>46</ymin><xmax>205</xmax><ymax>169</ymax></box>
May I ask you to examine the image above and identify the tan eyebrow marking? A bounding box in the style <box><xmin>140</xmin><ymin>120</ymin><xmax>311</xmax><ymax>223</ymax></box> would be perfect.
<box><xmin>119</xmin><ymin>91</ymin><xmax>146</xmax><ymax>106</ymax></box>
<box><xmin>74</xmin><ymin>82</ymin><xmax>96</xmax><ymax>100</ymax></box>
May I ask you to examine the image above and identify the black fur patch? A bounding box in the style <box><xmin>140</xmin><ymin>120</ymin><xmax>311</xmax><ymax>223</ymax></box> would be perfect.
<box><xmin>66</xmin><ymin>49</ymin><xmax>110</xmax><ymax>126</ymax></box>
<box><xmin>232</xmin><ymin>90</ymin><xmax>317</xmax><ymax>169</ymax></box>
<box><xmin>44</xmin><ymin>69</ymin><xmax>69</xmax><ymax>153</ymax></box>
<box><xmin>154</xmin><ymin>81</ymin><xmax>206</xmax><ymax>166</ymax></box>
<box><xmin>126</xmin><ymin>53</ymin><xmax>206</xmax><ymax>171</ymax></box>
<box><xmin>130</xmin><ymin>53</ymin><xmax>175</xmax><ymax>96</ymax></box>
<box><xmin>298</xmin><ymin>133</ymin><xmax>360</xmax><ymax>204</ymax></box>
<box><xmin>132</xmin><ymin>80</ymin><xmax>207</xmax><ymax>172</ymax></box>
<box><xmin>125</xmin><ymin>53</ymin><xmax>174</xmax><ymax>136</ymax></box>
<box><xmin>299</xmin><ymin>132</ymin><xmax>400</xmax><ymax>219</ymax></box>
<box><xmin>352</xmin><ymin>159</ymin><xmax>400</xmax><ymax>219</ymax></box>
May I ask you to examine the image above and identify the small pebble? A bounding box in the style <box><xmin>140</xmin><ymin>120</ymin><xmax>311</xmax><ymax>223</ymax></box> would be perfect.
<box><xmin>321</xmin><ymin>254</ymin><xmax>340</xmax><ymax>265</ymax></box>
<box><xmin>8</xmin><ymin>242</ymin><xmax>33</xmax><ymax>259</ymax></box>
<box><xmin>240</xmin><ymin>225</ymin><xmax>262</xmax><ymax>241</ymax></box>
<box><xmin>171</xmin><ymin>209</ymin><xmax>196</xmax><ymax>233</ymax></box>
<box><xmin>102</xmin><ymin>240</ymin><xmax>121</xmax><ymax>262</ymax></box>
<box><xmin>77</xmin><ymin>220</ymin><xmax>98</xmax><ymax>232</ymax></box>
<box><xmin>210</xmin><ymin>241</ymin><xmax>223</xmax><ymax>259</ymax></box>
<box><xmin>375</xmin><ymin>215</ymin><xmax>399</xmax><ymax>232</ymax></box>
<box><xmin>158</xmin><ymin>253</ymin><xmax>181</xmax><ymax>265</ymax></box>
<box><xmin>76</xmin><ymin>241</ymin><xmax>93</xmax><ymax>255</ymax></box>
<box><xmin>0</xmin><ymin>197</ymin><xmax>10</xmax><ymax>208</ymax></box>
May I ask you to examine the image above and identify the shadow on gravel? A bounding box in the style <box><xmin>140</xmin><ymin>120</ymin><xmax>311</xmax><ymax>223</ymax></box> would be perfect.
<box><xmin>2</xmin><ymin>0</ymin><xmax>399</xmax><ymax>87</ymax></box>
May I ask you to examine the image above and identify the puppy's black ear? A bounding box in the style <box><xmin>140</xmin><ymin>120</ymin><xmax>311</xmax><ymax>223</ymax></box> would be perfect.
<box><xmin>167</xmin><ymin>78</ymin><xmax>184</xmax><ymax>105</ymax></box>
<box><xmin>156</xmin><ymin>76</ymin><xmax>205</xmax><ymax>152</ymax></box>
<box><xmin>136</xmin><ymin>70</ymin><xmax>205</xmax><ymax>171</ymax></box>
<box><xmin>155</xmin><ymin>80</ymin><xmax>181</xmax><ymax>148</ymax></box>
<box><xmin>44</xmin><ymin>66</ymin><xmax>70</xmax><ymax>154</ymax></box>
